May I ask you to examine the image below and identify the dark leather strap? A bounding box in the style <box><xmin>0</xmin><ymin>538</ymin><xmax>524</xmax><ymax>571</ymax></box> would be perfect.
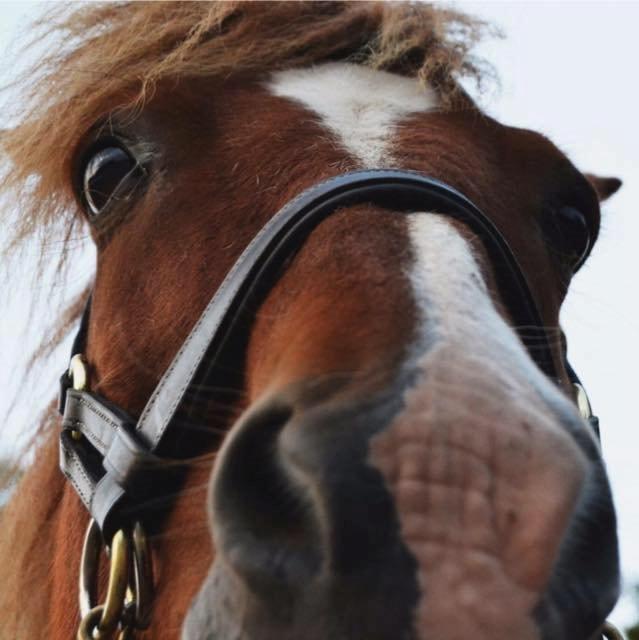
<box><xmin>58</xmin><ymin>169</ymin><xmax>593</xmax><ymax>537</ymax></box>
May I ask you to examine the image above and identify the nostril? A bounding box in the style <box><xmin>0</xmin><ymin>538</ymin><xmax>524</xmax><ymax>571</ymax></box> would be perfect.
<box><xmin>211</xmin><ymin>399</ymin><xmax>323</xmax><ymax>592</ymax></box>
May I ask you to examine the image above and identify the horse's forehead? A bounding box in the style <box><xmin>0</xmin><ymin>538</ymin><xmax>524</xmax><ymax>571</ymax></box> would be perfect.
<box><xmin>266</xmin><ymin>62</ymin><xmax>439</xmax><ymax>167</ymax></box>
<box><xmin>262</xmin><ymin>64</ymin><xmax>564</xmax><ymax>189</ymax></box>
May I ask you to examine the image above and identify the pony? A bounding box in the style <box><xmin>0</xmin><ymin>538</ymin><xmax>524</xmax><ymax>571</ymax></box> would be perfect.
<box><xmin>0</xmin><ymin>2</ymin><xmax>623</xmax><ymax>639</ymax></box>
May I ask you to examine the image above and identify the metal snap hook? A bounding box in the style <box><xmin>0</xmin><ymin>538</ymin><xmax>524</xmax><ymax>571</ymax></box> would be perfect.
<box><xmin>99</xmin><ymin>529</ymin><xmax>131</xmax><ymax>634</ymax></box>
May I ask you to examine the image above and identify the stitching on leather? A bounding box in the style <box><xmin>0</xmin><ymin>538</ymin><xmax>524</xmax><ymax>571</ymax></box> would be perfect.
<box><xmin>63</xmin><ymin>452</ymin><xmax>91</xmax><ymax>506</ymax></box>
<box><xmin>138</xmin><ymin>217</ymin><xmax>265</xmax><ymax>444</ymax></box>
<box><xmin>63</xmin><ymin>417</ymin><xmax>108</xmax><ymax>451</ymax></box>
<box><xmin>75</xmin><ymin>394</ymin><xmax>121</xmax><ymax>431</ymax></box>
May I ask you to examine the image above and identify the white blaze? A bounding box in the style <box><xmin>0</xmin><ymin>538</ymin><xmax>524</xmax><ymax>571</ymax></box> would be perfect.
<box><xmin>267</xmin><ymin>63</ymin><xmax>547</xmax><ymax>392</ymax></box>
<box><xmin>267</xmin><ymin>62</ymin><xmax>438</xmax><ymax>167</ymax></box>
<box><xmin>405</xmin><ymin>214</ymin><xmax>573</xmax><ymax>409</ymax></box>
<box><xmin>407</xmin><ymin>214</ymin><xmax>532</xmax><ymax>367</ymax></box>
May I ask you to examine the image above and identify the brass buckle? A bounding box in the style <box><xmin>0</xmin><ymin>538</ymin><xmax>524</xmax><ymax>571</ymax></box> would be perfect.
<box><xmin>69</xmin><ymin>354</ymin><xmax>88</xmax><ymax>392</ymax></box>
<box><xmin>68</xmin><ymin>354</ymin><xmax>88</xmax><ymax>441</ymax></box>
<box><xmin>78</xmin><ymin>520</ymin><xmax>153</xmax><ymax>639</ymax></box>
<box><xmin>573</xmin><ymin>381</ymin><xmax>593</xmax><ymax>421</ymax></box>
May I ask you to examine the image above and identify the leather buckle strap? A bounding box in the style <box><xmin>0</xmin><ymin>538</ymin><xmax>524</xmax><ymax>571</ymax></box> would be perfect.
<box><xmin>62</xmin><ymin>387</ymin><xmax>166</xmax><ymax>493</ymax></box>
<box><xmin>103</xmin><ymin>424</ymin><xmax>170</xmax><ymax>497</ymax></box>
<box><xmin>60</xmin><ymin>386</ymin><xmax>177</xmax><ymax>535</ymax></box>
<box><xmin>62</xmin><ymin>389</ymin><xmax>128</xmax><ymax>455</ymax></box>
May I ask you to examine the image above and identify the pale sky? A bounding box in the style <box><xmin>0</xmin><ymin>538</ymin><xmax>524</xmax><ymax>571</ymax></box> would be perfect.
<box><xmin>0</xmin><ymin>0</ymin><xmax>637</xmax><ymax>630</ymax></box>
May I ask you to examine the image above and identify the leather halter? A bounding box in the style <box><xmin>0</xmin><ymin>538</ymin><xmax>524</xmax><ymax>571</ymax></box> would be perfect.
<box><xmin>57</xmin><ymin>169</ymin><xmax>602</xmax><ymax>632</ymax></box>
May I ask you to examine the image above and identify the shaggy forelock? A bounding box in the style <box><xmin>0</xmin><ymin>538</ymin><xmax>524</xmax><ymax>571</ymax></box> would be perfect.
<box><xmin>0</xmin><ymin>1</ymin><xmax>495</xmax><ymax>258</ymax></box>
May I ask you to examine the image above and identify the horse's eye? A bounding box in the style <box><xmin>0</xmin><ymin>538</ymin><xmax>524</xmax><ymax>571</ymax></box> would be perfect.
<box><xmin>81</xmin><ymin>145</ymin><xmax>142</xmax><ymax>217</ymax></box>
<box><xmin>543</xmin><ymin>206</ymin><xmax>591</xmax><ymax>270</ymax></box>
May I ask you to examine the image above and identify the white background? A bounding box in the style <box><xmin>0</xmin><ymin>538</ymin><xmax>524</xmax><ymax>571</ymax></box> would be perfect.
<box><xmin>0</xmin><ymin>0</ymin><xmax>637</xmax><ymax>630</ymax></box>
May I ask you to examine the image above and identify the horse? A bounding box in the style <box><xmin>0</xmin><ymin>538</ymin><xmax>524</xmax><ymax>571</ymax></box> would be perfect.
<box><xmin>0</xmin><ymin>2</ymin><xmax>623</xmax><ymax>639</ymax></box>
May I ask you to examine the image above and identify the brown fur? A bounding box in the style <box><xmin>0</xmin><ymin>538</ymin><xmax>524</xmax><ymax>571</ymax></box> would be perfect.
<box><xmin>0</xmin><ymin>2</ymin><xmax>615</xmax><ymax>638</ymax></box>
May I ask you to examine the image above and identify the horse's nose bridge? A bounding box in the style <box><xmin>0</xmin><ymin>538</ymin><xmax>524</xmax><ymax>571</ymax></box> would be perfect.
<box><xmin>244</xmin><ymin>202</ymin><xmax>418</xmax><ymax>401</ymax></box>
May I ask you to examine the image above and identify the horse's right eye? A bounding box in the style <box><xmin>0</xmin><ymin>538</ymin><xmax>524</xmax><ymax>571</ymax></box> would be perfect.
<box><xmin>542</xmin><ymin>205</ymin><xmax>592</xmax><ymax>272</ymax></box>
<box><xmin>80</xmin><ymin>144</ymin><xmax>144</xmax><ymax>218</ymax></box>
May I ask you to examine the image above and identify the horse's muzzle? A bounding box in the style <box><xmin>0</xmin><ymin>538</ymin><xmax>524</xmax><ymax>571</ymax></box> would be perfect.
<box><xmin>183</xmin><ymin>357</ymin><xmax>618</xmax><ymax>640</ymax></box>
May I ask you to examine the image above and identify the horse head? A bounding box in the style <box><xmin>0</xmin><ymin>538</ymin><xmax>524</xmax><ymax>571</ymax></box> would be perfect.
<box><xmin>0</xmin><ymin>3</ymin><xmax>622</xmax><ymax>640</ymax></box>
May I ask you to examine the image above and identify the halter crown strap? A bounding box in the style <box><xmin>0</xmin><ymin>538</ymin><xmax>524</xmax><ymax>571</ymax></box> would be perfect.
<box><xmin>58</xmin><ymin>169</ymin><xmax>593</xmax><ymax>537</ymax></box>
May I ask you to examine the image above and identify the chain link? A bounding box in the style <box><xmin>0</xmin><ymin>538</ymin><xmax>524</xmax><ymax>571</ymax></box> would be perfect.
<box><xmin>77</xmin><ymin>520</ymin><xmax>153</xmax><ymax>640</ymax></box>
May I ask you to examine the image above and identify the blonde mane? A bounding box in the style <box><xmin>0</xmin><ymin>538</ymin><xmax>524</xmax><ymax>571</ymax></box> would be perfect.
<box><xmin>1</xmin><ymin>1</ymin><xmax>494</xmax><ymax>258</ymax></box>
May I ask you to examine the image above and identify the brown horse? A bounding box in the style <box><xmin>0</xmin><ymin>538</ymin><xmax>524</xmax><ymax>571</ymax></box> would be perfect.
<box><xmin>0</xmin><ymin>3</ymin><xmax>623</xmax><ymax>639</ymax></box>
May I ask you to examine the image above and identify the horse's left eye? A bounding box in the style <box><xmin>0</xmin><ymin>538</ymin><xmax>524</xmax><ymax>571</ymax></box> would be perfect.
<box><xmin>543</xmin><ymin>206</ymin><xmax>591</xmax><ymax>270</ymax></box>
<box><xmin>81</xmin><ymin>145</ymin><xmax>142</xmax><ymax>217</ymax></box>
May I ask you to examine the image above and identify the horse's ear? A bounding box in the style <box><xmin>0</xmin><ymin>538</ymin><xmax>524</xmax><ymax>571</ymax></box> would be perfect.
<box><xmin>585</xmin><ymin>173</ymin><xmax>622</xmax><ymax>202</ymax></box>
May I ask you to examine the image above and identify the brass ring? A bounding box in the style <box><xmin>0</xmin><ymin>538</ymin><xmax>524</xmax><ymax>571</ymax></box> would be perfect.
<box><xmin>79</xmin><ymin>519</ymin><xmax>102</xmax><ymax>618</ymax></box>
<box><xmin>77</xmin><ymin>521</ymin><xmax>153</xmax><ymax>638</ymax></box>
<box><xmin>131</xmin><ymin>522</ymin><xmax>154</xmax><ymax>629</ymax></box>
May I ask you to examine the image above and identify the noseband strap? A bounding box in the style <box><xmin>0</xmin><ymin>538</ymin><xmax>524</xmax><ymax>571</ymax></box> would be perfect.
<box><xmin>59</xmin><ymin>169</ymin><xmax>597</xmax><ymax>536</ymax></box>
